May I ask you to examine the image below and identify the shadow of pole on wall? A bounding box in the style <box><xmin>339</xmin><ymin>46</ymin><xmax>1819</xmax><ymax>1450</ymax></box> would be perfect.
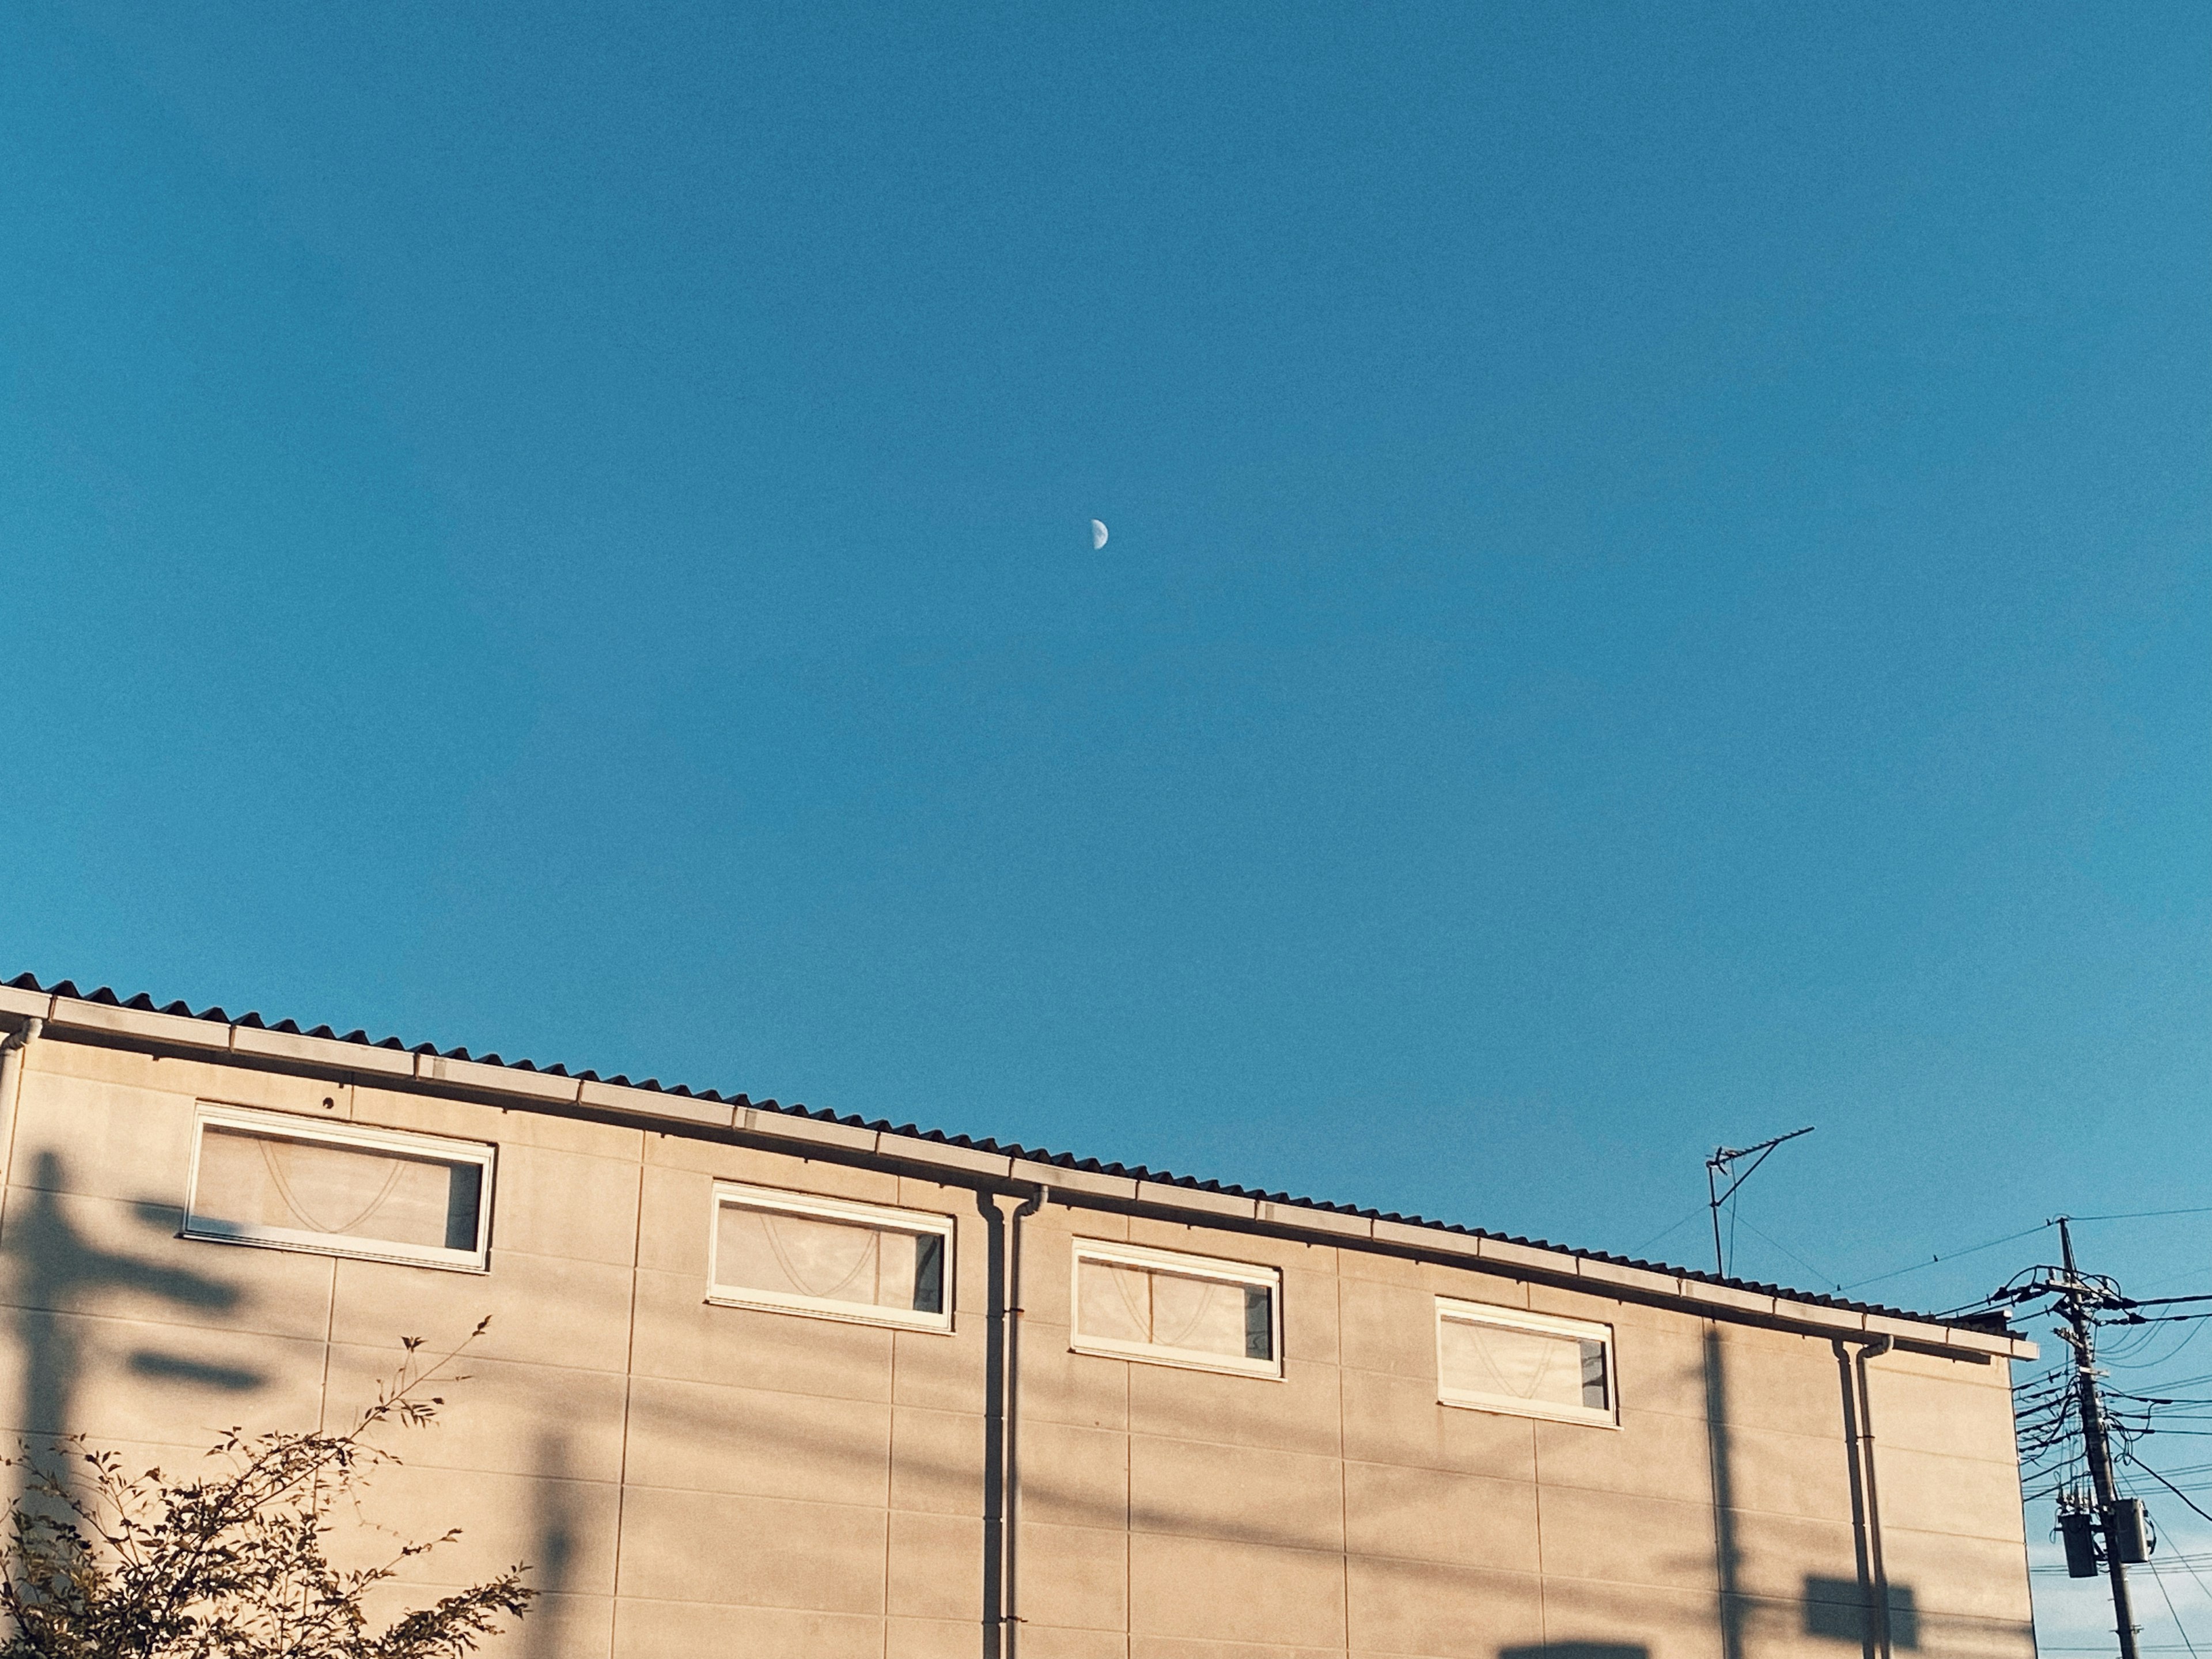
<box><xmin>1502</xmin><ymin>1643</ymin><xmax>1650</xmax><ymax>1659</ymax></box>
<box><xmin>522</xmin><ymin>1430</ymin><xmax>576</xmax><ymax>1659</ymax></box>
<box><xmin>6</xmin><ymin>1151</ymin><xmax>257</xmax><ymax>1494</ymax></box>
<box><xmin>1705</xmin><ymin>1326</ymin><xmax>1744</xmax><ymax>1659</ymax></box>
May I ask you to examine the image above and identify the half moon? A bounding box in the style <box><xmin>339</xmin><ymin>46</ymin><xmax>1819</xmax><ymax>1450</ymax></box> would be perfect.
<box><xmin>1090</xmin><ymin>519</ymin><xmax>1108</xmax><ymax>550</ymax></box>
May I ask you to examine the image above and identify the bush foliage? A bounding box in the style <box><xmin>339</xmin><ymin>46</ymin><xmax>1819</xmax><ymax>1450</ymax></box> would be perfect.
<box><xmin>0</xmin><ymin>1319</ymin><xmax>533</xmax><ymax>1658</ymax></box>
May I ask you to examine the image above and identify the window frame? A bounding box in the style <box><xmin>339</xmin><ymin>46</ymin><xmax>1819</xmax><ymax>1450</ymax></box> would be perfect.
<box><xmin>706</xmin><ymin>1181</ymin><xmax>957</xmax><ymax>1335</ymax></box>
<box><xmin>1069</xmin><ymin>1238</ymin><xmax>1285</xmax><ymax>1381</ymax></box>
<box><xmin>1434</xmin><ymin>1297</ymin><xmax>1619</xmax><ymax>1428</ymax></box>
<box><xmin>182</xmin><ymin>1103</ymin><xmax>497</xmax><ymax>1273</ymax></box>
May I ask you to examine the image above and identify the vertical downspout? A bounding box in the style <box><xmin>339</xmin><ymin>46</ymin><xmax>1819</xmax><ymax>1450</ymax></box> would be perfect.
<box><xmin>0</xmin><ymin>1017</ymin><xmax>44</xmax><ymax>1192</ymax></box>
<box><xmin>974</xmin><ymin>1192</ymin><xmax>1007</xmax><ymax>1659</ymax></box>
<box><xmin>1854</xmin><ymin>1335</ymin><xmax>1896</xmax><ymax>1659</ymax></box>
<box><xmin>1002</xmin><ymin>1185</ymin><xmax>1046</xmax><ymax>1659</ymax></box>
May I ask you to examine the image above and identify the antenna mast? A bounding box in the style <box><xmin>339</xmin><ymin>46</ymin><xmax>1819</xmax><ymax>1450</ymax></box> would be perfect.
<box><xmin>1705</xmin><ymin>1126</ymin><xmax>1815</xmax><ymax>1277</ymax></box>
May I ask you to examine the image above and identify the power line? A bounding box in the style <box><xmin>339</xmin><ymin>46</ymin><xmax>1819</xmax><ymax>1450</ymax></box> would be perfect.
<box><xmin>2143</xmin><ymin>1565</ymin><xmax>2200</xmax><ymax>1659</ymax></box>
<box><xmin>2129</xmin><ymin>1456</ymin><xmax>2212</xmax><ymax>1533</ymax></box>
<box><xmin>1726</xmin><ymin>1213</ymin><xmax>1843</xmax><ymax>1293</ymax></box>
<box><xmin>2075</xmin><ymin>1207</ymin><xmax>2212</xmax><ymax>1224</ymax></box>
<box><xmin>1627</xmin><ymin>1205</ymin><xmax>1709</xmax><ymax>1257</ymax></box>
<box><xmin>1846</xmin><ymin>1206</ymin><xmax>2212</xmax><ymax>1301</ymax></box>
<box><xmin>1842</xmin><ymin>1222</ymin><xmax>2054</xmax><ymax>1293</ymax></box>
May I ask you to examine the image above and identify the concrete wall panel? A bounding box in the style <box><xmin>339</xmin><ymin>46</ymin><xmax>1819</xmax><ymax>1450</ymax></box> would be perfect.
<box><xmin>892</xmin><ymin>1320</ymin><xmax>991</xmax><ymax>1411</ymax></box>
<box><xmin>623</xmin><ymin>1373</ymin><xmax>892</xmax><ymax>1506</ymax></box>
<box><xmin>610</xmin><ymin>1597</ymin><xmax>881</xmax><ymax>1659</ymax></box>
<box><xmin>331</xmin><ymin>1248</ymin><xmax>632</xmax><ymax>1374</ymax></box>
<box><xmin>612</xmin><ymin>1485</ymin><xmax>887</xmax><ymax>1613</ymax></box>
<box><xmin>1022</xmin><ymin>1318</ymin><xmax>1132</xmax><ymax>1431</ymax></box>
<box><xmin>1344</xmin><ymin>1458</ymin><xmax>1540</xmax><ymax>1574</ymax></box>
<box><xmin>1536</xmin><ymin>1485</ymin><xmax>1719</xmax><ymax>1591</ymax></box>
<box><xmin>9</xmin><ymin>1067</ymin><xmax>199</xmax><ymax>1205</ymax></box>
<box><xmin>320</xmin><ymin>1342</ymin><xmax>628</xmax><ymax>1482</ymax></box>
<box><xmin>887</xmin><ymin>1509</ymin><xmax>984</xmax><ymax>1621</ymax></box>
<box><xmin>1532</xmin><ymin>1406</ymin><xmax>1712</xmax><ymax>1505</ymax></box>
<box><xmin>1129</xmin><ymin>1532</ymin><xmax>1344</xmax><ymax>1647</ymax></box>
<box><xmin>891</xmin><ymin>1402</ymin><xmax>990</xmax><ymax>1517</ymax></box>
<box><xmin>1872</xmin><ymin>1444</ymin><xmax>2026</xmax><ymax>1543</ymax></box>
<box><xmin>1127</xmin><ymin>1354</ymin><xmax>1340</xmax><ymax>1458</ymax></box>
<box><xmin>1128</xmin><ymin>1434</ymin><xmax>1343</xmax><ymax>1551</ymax></box>
<box><xmin>3</xmin><ymin>1188</ymin><xmax>336</xmax><ymax>1343</ymax></box>
<box><xmin>885</xmin><ymin>1615</ymin><xmax>979</xmax><ymax>1659</ymax></box>
<box><xmin>1018</xmin><ymin>1519</ymin><xmax>1129</xmax><ymax>1633</ymax></box>
<box><xmin>1532</xmin><ymin>1575</ymin><xmax>1724</xmax><ymax>1659</ymax></box>
<box><xmin>1020</xmin><ymin>1416</ymin><xmax>1128</xmax><ymax>1531</ymax></box>
<box><xmin>628</xmin><ymin>1266</ymin><xmax>894</xmax><ymax>1400</ymax></box>
<box><xmin>1339</xmin><ymin>1279</ymin><xmax>1442</xmax><ymax>1379</ymax></box>
<box><xmin>0</xmin><ymin>1306</ymin><xmax>325</xmax><ymax>1442</ymax></box>
<box><xmin>1340</xmin><ymin>1365</ymin><xmax>1539</xmax><ymax>1480</ymax></box>
<box><xmin>1344</xmin><ymin>1554</ymin><xmax>1543</xmax><ymax>1658</ymax></box>
<box><xmin>489</xmin><ymin>1141</ymin><xmax>641</xmax><ymax>1268</ymax></box>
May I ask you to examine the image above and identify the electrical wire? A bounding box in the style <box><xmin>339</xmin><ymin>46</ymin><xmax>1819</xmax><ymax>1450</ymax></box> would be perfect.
<box><xmin>2073</xmin><ymin>1206</ymin><xmax>2212</xmax><ymax>1224</ymax></box>
<box><xmin>1726</xmin><ymin>1213</ymin><xmax>1843</xmax><ymax>1293</ymax></box>
<box><xmin>2146</xmin><ymin>1562</ymin><xmax>2200</xmax><ymax>1659</ymax></box>
<box><xmin>1627</xmin><ymin>1205</ymin><xmax>1708</xmax><ymax>1258</ymax></box>
<box><xmin>1842</xmin><ymin>1222</ymin><xmax>2055</xmax><ymax>1293</ymax></box>
<box><xmin>2128</xmin><ymin>1456</ymin><xmax>2212</xmax><ymax>1531</ymax></box>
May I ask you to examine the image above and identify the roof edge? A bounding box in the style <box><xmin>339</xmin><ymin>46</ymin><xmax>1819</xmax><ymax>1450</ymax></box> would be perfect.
<box><xmin>0</xmin><ymin>974</ymin><xmax>2035</xmax><ymax>1360</ymax></box>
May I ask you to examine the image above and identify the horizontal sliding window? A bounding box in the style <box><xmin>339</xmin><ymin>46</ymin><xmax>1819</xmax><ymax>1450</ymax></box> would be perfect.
<box><xmin>1436</xmin><ymin>1298</ymin><xmax>1615</xmax><ymax>1427</ymax></box>
<box><xmin>1071</xmin><ymin>1240</ymin><xmax>1282</xmax><ymax>1379</ymax></box>
<box><xmin>710</xmin><ymin>1183</ymin><xmax>954</xmax><ymax>1333</ymax></box>
<box><xmin>185</xmin><ymin>1105</ymin><xmax>493</xmax><ymax>1271</ymax></box>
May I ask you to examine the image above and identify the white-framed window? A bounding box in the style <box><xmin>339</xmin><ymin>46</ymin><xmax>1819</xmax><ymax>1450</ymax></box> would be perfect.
<box><xmin>1070</xmin><ymin>1239</ymin><xmax>1283</xmax><ymax>1380</ymax></box>
<box><xmin>1435</xmin><ymin>1298</ymin><xmax>1616</xmax><ymax>1427</ymax></box>
<box><xmin>184</xmin><ymin>1104</ymin><xmax>495</xmax><ymax>1272</ymax></box>
<box><xmin>708</xmin><ymin>1182</ymin><xmax>955</xmax><ymax>1334</ymax></box>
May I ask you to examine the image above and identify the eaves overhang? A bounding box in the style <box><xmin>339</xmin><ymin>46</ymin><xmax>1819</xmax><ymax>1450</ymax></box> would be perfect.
<box><xmin>0</xmin><ymin>973</ymin><xmax>2035</xmax><ymax>1362</ymax></box>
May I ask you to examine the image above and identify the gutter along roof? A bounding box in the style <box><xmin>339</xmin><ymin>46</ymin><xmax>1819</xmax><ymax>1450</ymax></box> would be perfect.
<box><xmin>0</xmin><ymin>971</ymin><xmax>2031</xmax><ymax>1360</ymax></box>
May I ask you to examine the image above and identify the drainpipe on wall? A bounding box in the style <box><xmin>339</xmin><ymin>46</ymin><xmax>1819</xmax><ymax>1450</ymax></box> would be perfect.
<box><xmin>1002</xmin><ymin>1184</ymin><xmax>1047</xmax><ymax>1658</ymax></box>
<box><xmin>1854</xmin><ymin>1334</ymin><xmax>1896</xmax><ymax>1659</ymax></box>
<box><xmin>0</xmin><ymin>1017</ymin><xmax>43</xmax><ymax>1191</ymax></box>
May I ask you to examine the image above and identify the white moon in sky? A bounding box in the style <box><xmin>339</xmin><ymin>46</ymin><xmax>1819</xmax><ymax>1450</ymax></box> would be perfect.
<box><xmin>1090</xmin><ymin>519</ymin><xmax>1109</xmax><ymax>550</ymax></box>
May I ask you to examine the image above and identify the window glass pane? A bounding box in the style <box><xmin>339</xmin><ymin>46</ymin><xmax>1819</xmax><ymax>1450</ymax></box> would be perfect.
<box><xmin>1440</xmin><ymin>1316</ymin><xmax>1603</xmax><ymax>1412</ymax></box>
<box><xmin>1238</xmin><ymin>1283</ymin><xmax>1274</xmax><ymax>1362</ymax></box>
<box><xmin>911</xmin><ymin>1233</ymin><xmax>945</xmax><ymax>1316</ymax></box>
<box><xmin>1150</xmin><ymin>1270</ymin><xmax>1249</xmax><ymax>1358</ymax></box>
<box><xmin>195</xmin><ymin>1126</ymin><xmax>479</xmax><ymax>1252</ymax></box>
<box><xmin>716</xmin><ymin>1203</ymin><xmax>940</xmax><ymax>1313</ymax></box>
<box><xmin>1078</xmin><ymin>1259</ymin><xmax>1272</xmax><ymax>1363</ymax></box>
<box><xmin>1077</xmin><ymin>1259</ymin><xmax>1152</xmax><ymax>1344</ymax></box>
<box><xmin>1244</xmin><ymin>1286</ymin><xmax>1274</xmax><ymax>1361</ymax></box>
<box><xmin>1578</xmin><ymin>1337</ymin><xmax>1608</xmax><ymax>1408</ymax></box>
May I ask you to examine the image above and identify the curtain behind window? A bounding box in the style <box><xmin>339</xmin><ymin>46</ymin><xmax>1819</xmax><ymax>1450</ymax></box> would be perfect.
<box><xmin>717</xmin><ymin>1205</ymin><xmax>944</xmax><ymax>1314</ymax></box>
<box><xmin>1440</xmin><ymin>1317</ymin><xmax>1607</xmax><ymax>1410</ymax></box>
<box><xmin>1078</xmin><ymin>1260</ymin><xmax>1271</xmax><ymax>1361</ymax></box>
<box><xmin>195</xmin><ymin>1127</ymin><xmax>479</xmax><ymax>1251</ymax></box>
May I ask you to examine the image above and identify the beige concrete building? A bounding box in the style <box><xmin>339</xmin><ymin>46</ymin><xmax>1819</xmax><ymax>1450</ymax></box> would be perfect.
<box><xmin>0</xmin><ymin>975</ymin><xmax>2035</xmax><ymax>1659</ymax></box>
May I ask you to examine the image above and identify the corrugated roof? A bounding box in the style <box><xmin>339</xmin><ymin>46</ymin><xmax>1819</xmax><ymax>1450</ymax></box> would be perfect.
<box><xmin>3</xmin><ymin>970</ymin><xmax>2013</xmax><ymax>1338</ymax></box>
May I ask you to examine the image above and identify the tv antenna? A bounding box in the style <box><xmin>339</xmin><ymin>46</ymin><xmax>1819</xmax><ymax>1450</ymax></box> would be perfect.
<box><xmin>1705</xmin><ymin>1126</ymin><xmax>1815</xmax><ymax>1277</ymax></box>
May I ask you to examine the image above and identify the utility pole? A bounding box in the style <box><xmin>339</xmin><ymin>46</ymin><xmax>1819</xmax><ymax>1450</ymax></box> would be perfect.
<box><xmin>1705</xmin><ymin>1126</ymin><xmax>1815</xmax><ymax>1277</ymax></box>
<box><xmin>2056</xmin><ymin>1218</ymin><xmax>2141</xmax><ymax>1659</ymax></box>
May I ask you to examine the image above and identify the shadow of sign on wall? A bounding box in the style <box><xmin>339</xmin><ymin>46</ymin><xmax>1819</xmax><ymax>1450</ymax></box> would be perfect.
<box><xmin>1805</xmin><ymin>1577</ymin><xmax>1920</xmax><ymax>1650</ymax></box>
<box><xmin>7</xmin><ymin>1150</ymin><xmax>263</xmax><ymax>1452</ymax></box>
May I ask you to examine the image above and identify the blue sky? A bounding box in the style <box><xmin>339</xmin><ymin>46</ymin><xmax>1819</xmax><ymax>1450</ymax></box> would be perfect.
<box><xmin>4</xmin><ymin>1</ymin><xmax>2206</xmax><ymax>1334</ymax></box>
